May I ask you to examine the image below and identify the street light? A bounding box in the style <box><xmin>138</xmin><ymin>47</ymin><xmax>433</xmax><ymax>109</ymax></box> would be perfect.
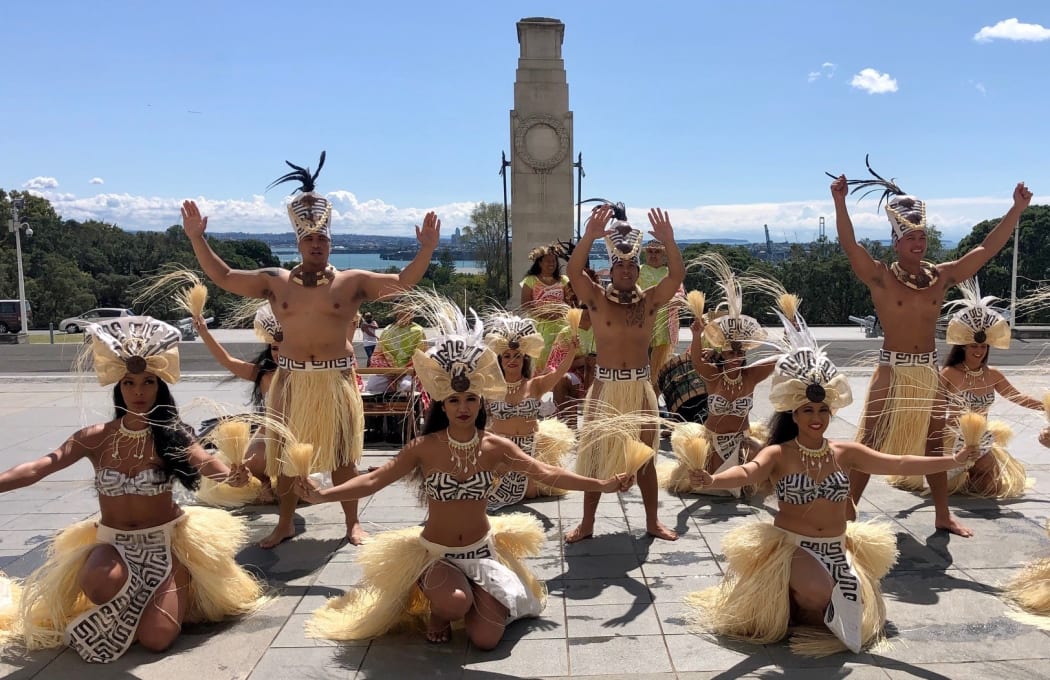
<box><xmin>573</xmin><ymin>153</ymin><xmax>585</xmax><ymax>241</ymax></box>
<box><xmin>7</xmin><ymin>198</ymin><xmax>30</xmax><ymax>338</ymax></box>
<box><xmin>499</xmin><ymin>151</ymin><xmax>512</xmax><ymax>302</ymax></box>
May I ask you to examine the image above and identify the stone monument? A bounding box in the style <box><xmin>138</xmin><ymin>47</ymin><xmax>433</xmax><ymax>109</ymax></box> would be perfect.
<box><xmin>510</xmin><ymin>17</ymin><xmax>574</xmax><ymax>295</ymax></box>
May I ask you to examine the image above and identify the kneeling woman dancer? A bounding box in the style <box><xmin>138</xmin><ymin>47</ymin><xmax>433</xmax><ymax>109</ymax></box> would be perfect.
<box><xmin>686</xmin><ymin>308</ymin><xmax>980</xmax><ymax>656</ymax></box>
<box><xmin>297</xmin><ymin>300</ymin><xmax>629</xmax><ymax>649</ymax></box>
<box><xmin>0</xmin><ymin>317</ymin><xmax>264</xmax><ymax>664</ymax></box>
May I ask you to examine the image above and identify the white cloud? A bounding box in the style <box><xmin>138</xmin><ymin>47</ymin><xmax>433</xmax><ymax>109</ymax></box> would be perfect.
<box><xmin>850</xmin><ymin>68</ymin><xmax>898</xmax><ymax>94</ymax></box>
<box><xmin>972</xmin><ymin>81</ymin><xmax>987</xmax><ymax>95</ymax></box>
<box><xmin>23</xmin><ymin>176</ymin><xmax>59</xmax><ymax>190</ymax></box>
<box><xmin>25</xmin><ymin>187</ymin><xmax>1035</xmax><ymax>245</ymax></box>
<box><xmin>807</xmin><ymin>62</ymin><xmax>837</xmax><ymax>82</ymax></box>
<box><xmin>89</xmin><ymin>177</ymin><xmax>104</xmax><ymax>185</ymax></box>
<box><xmin>974</xmin><ymin>18</ymin><xmax>1050</xmax><ymax>43</ymax></box>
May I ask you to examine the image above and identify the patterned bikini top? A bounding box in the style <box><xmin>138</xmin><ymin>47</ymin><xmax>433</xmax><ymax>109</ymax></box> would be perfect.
<box><xmin>423</xmin><ymin>470</ymin><xmax>498</xmax><ymax>502</ymax></box>
<box><xmin>775</xmin><ymin>471</ymin><xmax>850</xmax><ymax>505</ymax></box>
<box><xmin>707</xmin><ymin>394</ymin><xmax>753</xmax><ymax>418</ymax></box>
<box><xmin>487</xmin><ymin>397</ymin><xmax>543</xmax><ymax>420</ymax></box>
<box><xmin>960</xmin><ymin>390</ymin><xmax>995</xmax><ymax>413</ymax></box>
<box><xmin>95</xmin><ymin>467</ymin><xmax>173</xmax><ymax>497</ymax></box>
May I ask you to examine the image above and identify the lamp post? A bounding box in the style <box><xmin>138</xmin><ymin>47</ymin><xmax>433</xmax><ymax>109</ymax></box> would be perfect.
<box><xmin>7</xmin><ymin>197</ymin><xmax>31</xmax><ymax>338</ymax></box>
<box><xmin>1009</xmin><ymin>225</ymin><xmax>1019</xmax><ymax>326</ymax></box>
<box><xmin>499</xmin><ymin>151</ymin><xmax>512</xmax><ymax>302</ymax></box>
<box><xmin>573</xmin><ymin>153</ymin><xmax>585</xmax><ymax>241</ymax></box>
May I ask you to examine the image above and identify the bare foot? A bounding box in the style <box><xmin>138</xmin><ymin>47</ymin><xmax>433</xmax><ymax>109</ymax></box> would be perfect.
<box><xmin>259</xmin><ymin>524</ymin><xmax>296</xmax><ymax>549</ymax></box>
<box><xmin>936</xmin><ymin>516</ymin><xmax>974</xmax><ymax>538</ymax></box>
<box><xmin>347</xmin><ymin>522</ymin><xmax>368</xmax><ymax>546</ymax></box>
<box><xmin>257</xmin><ymin>484</ymin><xmax>277</xmax><ymax>505</ymax></box>
<box><xmin>425</xmin><ymin>614</ymin><xmax>451</xmax><ymax>643</ymax></box>
<box><xmin>647</xmin><ymin>521</ymin><xmax>678</xmax><ymax>541</ymax></box>
<box><xmin>564</xmin><ymin>523</ymin><xmax>593</xmax><ymax>544</ymax></box>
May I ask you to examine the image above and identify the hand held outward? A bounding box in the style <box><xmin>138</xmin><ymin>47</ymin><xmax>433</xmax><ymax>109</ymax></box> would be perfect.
<box><xmin>952</xmin><ymin>445</ymin><xmax>982</xmax><ymax>465</ymax></box>
<box><xmin>181</xmin><ymin>200</ymin><xmax>208</xmax><ymax>239</ymax></box>
<box><xmin>225</xmin><ymin>464</ymin><xmax>250</xmax><ymax>488</ymax></box>
<box><xmin>688</xmin><ymin>469</ymin><xmax>714</xmax><ymax>488</ymax></box>
<box><xmin>603</xmin><ymin>473</ymin><xmax>635</xmax><ymax>493</ymax></box>
<box><xmin>294</xmin><ymin>476</ymin><xmax>324</xmax><ymax>504</ymax></box>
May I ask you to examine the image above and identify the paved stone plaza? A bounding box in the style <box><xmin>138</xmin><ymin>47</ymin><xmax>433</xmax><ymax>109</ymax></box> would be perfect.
<box><xmin>0</xmin><ymin>370</ymin><xmax>1049</xmax><ymax>679</ymax></box>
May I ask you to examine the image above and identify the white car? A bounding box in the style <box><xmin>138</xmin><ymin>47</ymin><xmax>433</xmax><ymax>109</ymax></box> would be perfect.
<box><xmin>59</xmin><ymin>308</ymin><xmax>135</xmax><ymax>334</ymax></box>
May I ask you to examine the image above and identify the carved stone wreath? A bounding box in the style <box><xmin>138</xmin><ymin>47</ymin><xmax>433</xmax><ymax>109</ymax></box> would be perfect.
<box><xmin>513</xmin><ymin>113</ymin><xmax>570</xmax><ymax>172</ymax></box>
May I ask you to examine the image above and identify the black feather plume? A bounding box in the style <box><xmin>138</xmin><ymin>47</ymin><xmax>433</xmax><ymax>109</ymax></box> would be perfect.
<box><xmin>824</xmin><ymin>155</ymin><xmax>907</xmax><ymax>211</ymax></box>
<box><xmin>579</xmin><ymin>197</ymin><xmax>628</xmax><ymax>221</ymax></box>
<box><xmin>267</xmin><ymin>151</ymin><xmax>327</xmax><ymax>194</ymax></box>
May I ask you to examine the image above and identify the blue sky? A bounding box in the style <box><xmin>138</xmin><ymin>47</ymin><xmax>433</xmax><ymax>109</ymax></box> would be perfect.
<box><xmin>2</xmin><ymin>2</ymin><xmax>1048</xmax><ymax>243</ymax></box>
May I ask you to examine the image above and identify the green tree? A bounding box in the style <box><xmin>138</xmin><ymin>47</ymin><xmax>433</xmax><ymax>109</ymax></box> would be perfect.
<box><xmin>461</xmin><ymin>202</ymin><xmax>509</xmax><ymax>300</ymax></box>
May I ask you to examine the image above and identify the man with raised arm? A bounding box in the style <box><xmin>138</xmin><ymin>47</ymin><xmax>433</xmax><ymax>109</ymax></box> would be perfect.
<box><xmin>564</xmin><ymin>202</ymin><xmax>683</xmax><ymax>543</ymax></box>
<box><xmin>831</xmin><ymin>161</ymin><xmax>1031</xmax><ymax>538</ymax></box>
<box><xmin>182</xmin><ymin>152</ymin><xmax>439</xmax><ymax>548</ymax></box>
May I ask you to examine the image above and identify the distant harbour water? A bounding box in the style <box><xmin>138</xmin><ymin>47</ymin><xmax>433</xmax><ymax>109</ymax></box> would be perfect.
<box><xmin>273</xmin><ymin>249</ymin><xmax>483</xmax><ymax>274</ymax></box>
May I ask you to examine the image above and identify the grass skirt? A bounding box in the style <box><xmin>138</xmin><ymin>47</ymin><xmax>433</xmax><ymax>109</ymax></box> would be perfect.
<box><xmin>265</xmin><ymin>366</ymin><xmax>364</xmax><ymax>477</ymax></box>
<box><xmin>305</xmin><ymin>513</ymin><xmax>546</xmax><ymax>641</ymax></box>
<box><xmin>0</xmin><ymin>506</ymin><xmax>265</xmax><ymax>656</ymax></box>
<box><xmin>1005</xmin><ymin>521</ymin><xmax>1050</xmax><ymax>630</ymax></box>
<box><xmin>684</xmin><ymin>521</ymin><xmax>897</xmax><ymax>657</ymax></box>
<box><xmin>576</xmin><ymin>378</ymin><xmax>658</xmax><ymax>480</ymax></box>
<box><xmin>658</xmin><ymin>423</ymin><xmax>764</xmax><ymax>495</ymax></box>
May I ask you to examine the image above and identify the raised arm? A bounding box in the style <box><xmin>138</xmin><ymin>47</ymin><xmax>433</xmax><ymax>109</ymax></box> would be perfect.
<box><xmin>0</xmin><ymin>431</ymin><xmax>92</xmax><ymax>494</ymax></box>
<box><xmin>297</xmin><ymin>441</ymin><xmax>419</xmax><ymax>503</ymax></box>
<box><xmin>646</xmin><ymin>209</ymin><xmax>685</xmax><ymax>306</ymax></box>
<box><xmin>181</xmin><ymin>200</ymin><xmax>275</xmax><ymax>298</ymax></box>
<box><xmin>840</xmin><ymin>440</ymin><xmax>978</xmax><ymax>476</ymax></box>
<box><xmin>690</xmin><ymin>444</ymin><xmax>779</xmax><ymax>489</ymax></box>
<box><xmin>194</xmin><ymin>315</ymin><xmax>257</xmax><ymax>381</ymax></box>
<box><xmin>944</xmin><ymin>183</ymin><xmax>1033</xmax><ymax>285</ymax></box>
<box><xmin>744</xmin><ymin>355</ymin><xmax>779</xmax><ymax>384</ymax></box>
<box><xmin>568</xmin><ymin>207</ymin><xmax>613</xmax><ymax>307</ymax></box>
<box><xmin>990</xmin><ymin>369</ymin><xmax>1043</xmax><ymax>410</ymax></box>
<box><xmin>688</xmin><ymin>319</ymin><xmax>720</xmax><ymax>382</ymax></box>
<box><xmin>360</xmin><ymin>212</ymin><xmax>440</xmax><ymax>300</ymax></box>
<box><xmin>830</xmin><ymin>175</ymin><xmax>879</xmax><ymax>286</ymax></box>
<box><xmin>532</xmin><ymin>335</ymin><xmax>579</xmax><ymax>395</ymax></box>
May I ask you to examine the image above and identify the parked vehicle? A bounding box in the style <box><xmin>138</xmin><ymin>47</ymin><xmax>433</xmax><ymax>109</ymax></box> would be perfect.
<box><xmin>59</xmin><ymin>308</ymin><xmax>134</xmax><ymax>334</ymax></box>
<box><xmin>0</xmin><ymin>299</ymin><xmax>32</xmax><ymax>333</ymax></box>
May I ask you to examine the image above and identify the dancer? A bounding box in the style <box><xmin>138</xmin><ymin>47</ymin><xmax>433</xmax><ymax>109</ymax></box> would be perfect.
<box><xmin>297</xmin><ymin>299</ymin><xmax>630</xmax><ymax>648</ymax></box>
<box><xmin>0</xmin><ymin>317</ymin><xmax>263</xmax><ymax>663</ymax></box>
<box><xmin>830</xmin><ymin>158</ymin><xmax>1032</xmax><ymax>536</ymax></box>
<box><xmin>898</xmin><ymin>279</ymin><xmax>1041</xmax><ymax>498</ymax></box>
<box><xmin>520</xmin><ymin>242</ymin><xmax>571</xmax><ymax>366</ymax></box>
<box><xmin>564</xmin><ymin>201</ymin><xmax>683</xmax><ymax>542</ymax></box>
<box><xmin>547</xmin><ymin>274</ymin><xmax>599</xmax><ymax>426</ymax></box>
<box><xmin>685</xmin><ymin>309</ymin><xmax>981</xmax><ymax>655</ymax></box>
<box><xmin>686</xmin><ymin>256</ymin><xmax>777</xmax><ymax>496</ymax></box>
<box><xmin>181</xmin><ymin>151</ymin><xmax>440</xmax><ymax>547</ymax></box>
<box><xmin>484</xmin><ymin>313</ymin><xmax>577</xmax><ymax>509</ymax></box>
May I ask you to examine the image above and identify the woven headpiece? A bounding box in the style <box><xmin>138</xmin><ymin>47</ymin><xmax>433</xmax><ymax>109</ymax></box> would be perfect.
<box><xmin>85</xmin><ymin>316</ymin><xmax>181</xmax><ymax>386</ymax></box>
<box><xmin>581</xmin><ymin>198</ymin><xmax>642</xmax><ymax>265</ymax></box>
<box><xmin>944</xmin><ymin>278</ymin><xmax>1010</xmax><ymax>349</ymax></box>
<box><xmin>694</xmin><ymin>252</ymin><xmax>767</xmax><ymax>351</ymax></box>
<box><xmin>268</xmin><ymin>151</ymin><xmax>331</xmax><ymax>242</ymax></box>
<box><xmin>485</xmin><ymin>313</ymin><xmax>545</xmax><ymax>360</ymax></box>
<box><xmin>829</xmin><ymin>155</ymin><xmax>926</xmax><ymax>240</ymax></box>
<box><xmin>409</xmin><ymin>293</ymin><xmax>506</xmax><ymax>403</ymax></box>
<box><xmin>253</xmin><ymin>302</ymin><xmax>283</xmax><ymax>344</ymax></box>
<box><xmin>768</xmin><ymin>307</ymin><xmax>852</xmax><ymax>412</ymax></box>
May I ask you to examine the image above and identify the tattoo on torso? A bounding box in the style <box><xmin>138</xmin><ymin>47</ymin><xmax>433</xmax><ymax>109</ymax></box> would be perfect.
<box><xmin>625</xmin><ymin>302</ymin><xmax>645</xmax><ymax>328</ymax></box>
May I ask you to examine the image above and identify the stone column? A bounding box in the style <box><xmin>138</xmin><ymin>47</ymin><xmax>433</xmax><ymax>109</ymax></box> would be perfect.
<box><xmin>510</xmin><ymin>17</ymin><xmax>574</xmax><ymax>301</ymax></box>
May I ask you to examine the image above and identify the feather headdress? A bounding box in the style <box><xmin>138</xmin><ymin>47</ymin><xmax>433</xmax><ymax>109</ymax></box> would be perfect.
<box><xmin>581</xmin><ymin>197</ymin><xmax>642</xmax><ymax>265</ymax></box>
<box><xmin>944</xmin><ymin>278</ymin><xmax>1011</xmax><ymax>349</ymax></box>
<box><xmin>485</xmin><ymin>313</ymin><xmax>545</xmax><ymax>360</ymax></box>
<box><xmin>406</xmin><ymin>291</ymin><xmax>506</xmax><ymax>403</ymax></box>
<box><xmin>268</xmin><ymin>151</ymin><xmax>331</xmax><ymax>242</ymax></box>
<box><xmin>81</xmin><ymin>316</ymin><xmax>182</xmax><ymax>386</ymax></box>
<box><xmin>827</xmin><ymin>155</ymin><xmax>926</xmax><ymax>240</ymax></box>
<box><xmin>768</xmin><ymin>305</ymin><xmax>852</xmax><ymax>413</ymax></box>
<box><xmin>692</xmin><ymin>252</ymin><xmax>767</xmax><ymax>351</ymax></box>
<box><xmin>253</xmin><ymin>302</ymin><xmax>283</xmax><ymax>344</ymax></box>
<box><xmin>528</xmin><ymin>239</ymin><xmax>575</xmax><ymax>263</ymax></box>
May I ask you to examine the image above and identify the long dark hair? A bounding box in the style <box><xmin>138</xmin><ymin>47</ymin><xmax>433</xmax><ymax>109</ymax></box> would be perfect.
<box><xmin>249</xmin><ymin>347</ymin><xmax>278</xmax><ymax>408</ymax></box>
<box><xmin>765</xmin><ymin>411</ymin><xmax>799</xmax><ymax>447</ymax></box>
<box><xmin>497</xmin><ymin>354</ymin><xmax>533</xmax><ymax>379</ymax></box>
<box><xmin>113</xmin><ymin>381</ymin><xmax>200</xmax><ymax>491</ymax></box>
<box><xmin>422</xmin><ymin>398</ymin><xmax>488</xmax><ymax>434</ymax></box>
<box><xmin>943</xmin><ymin>344</ymin><xmax>990</xmax><ymax>368</ymax></box>
<box><xmin>527</xmin><ymin>252</ymin><xmax>562</xmax><ymax>278</ymax></box>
